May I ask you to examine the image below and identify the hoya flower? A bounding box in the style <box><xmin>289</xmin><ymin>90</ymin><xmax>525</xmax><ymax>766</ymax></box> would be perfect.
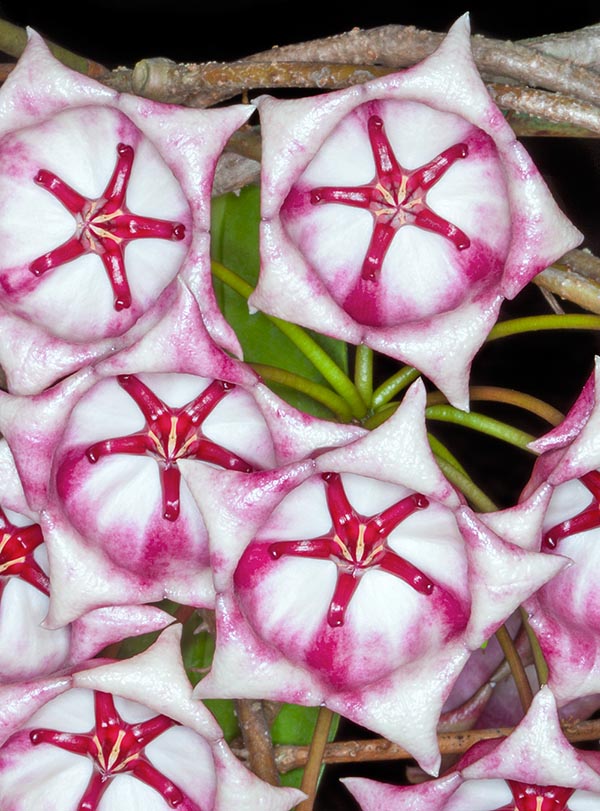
<box><xmin>489</xmin><ymin>356</ymin><xmax>600</xmax><ymax>706</ymax></box>
<box><xmin>0</xmin><ymin>437</ymin><xmax>173</xmax><ymax>683</ymax></box>
<box><xmin>343</xmin><ymin>686</ymin><xmax>600</xmax><ymax>811</ymax></box>
<box><xmin>183</xmin><ymin>379</ymin><xmax>566</xmax><ymax>774</ymax></box>
<box><xmin>0</xmin><ymin>30</ymin><xmax>252</xmax><ymax>395</ymax></box>
<box><xmin>251</xmin><ymin>14</ymin><xmax>582</xmax><ymax>408</ymax></box>
<box><xmin>0</xmin><ymin>624</ymin><xmax>304</xmax><ymax>811</ymax></box>
<box><xmin>0</xmin><ymin>285</ymin><xmax>363</xmax><ymax>626</ymax></box>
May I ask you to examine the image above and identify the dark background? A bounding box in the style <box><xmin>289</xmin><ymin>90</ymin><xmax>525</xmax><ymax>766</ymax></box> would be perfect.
<box><xmin>0</xmin><ymin>3</ymin><xmax>598</xmax><ymax>808</ymax></box>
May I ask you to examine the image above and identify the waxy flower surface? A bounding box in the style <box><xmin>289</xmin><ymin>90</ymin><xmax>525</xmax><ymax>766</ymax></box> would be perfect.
<box><xmin>493</xmin><ymin>356</ymin><xmax>600</xmax><ymax>706</ymax></box>
<box><xmin>0</xmin><ymin>624</ymin><xmax>304</xmax><ymax>811</ymax></box>
<box><xmin>251</xmin><ymin>14</ymin><xmax>582</xmax><ymax>407</ymax></box>
<box><xmin>184</xmin><ymin>380</ymin><xmax>566</xmax><ymax>774</ymax></box>
<box><xmin>0</xmin><ymin>30</ymin><xmax>252</xmax><ymax>394</ymax></box>
<box><xmin>0</xmin><ymin>437</ymin><xmax>173</xmax><ymax>683</ymax></box>
<box><xmin>343</xmin><ymin>686</ymin><xmax>600</xmax><ymax>811</ymax></box>
<box><xmin>0</xmin><ymin>285</ymin><xmax>364</xmax><ymax>625</ymax></box>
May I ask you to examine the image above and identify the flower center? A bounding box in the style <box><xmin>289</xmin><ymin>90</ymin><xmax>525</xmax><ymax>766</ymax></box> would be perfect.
<box><xmin>506</xmin><ymin>780</ymin><xmax>575</xmax><ymax>811</ymax></box>
<box><xmin>30</xmin><ymin>691</ymin><xmax>186</xmax><ymax>810</ymax></box>
<box><xmin>543</xmin><ymin>470</ymin><xmax>600</xmax><ymax>549</ymax></box>
<box><xmin>268</xmin><ymin>472</ymin><xmax>433</xmax><ymax>627</ymax></box>
<box><xmin>0</xmin><ymin>506</ymin><xmax>49</xmax><ymax>595</ymax></box>
<box><xmin>29</xmin><ymin>143</ymin><xmax>186</xmax><ymax>311</ymax></box>
<box><xmin>310</xmin><ymin>115</ymin><xmax>470</xmax><ymax>281</ymax></box>
<box><xmin>85</xmin><ymin>374</ymin><xmax>255</xmax><ymax>521</ymax></box>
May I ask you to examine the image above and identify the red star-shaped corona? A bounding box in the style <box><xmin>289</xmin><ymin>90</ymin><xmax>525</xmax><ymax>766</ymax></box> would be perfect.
<box><xmin>0</xmin><ymin>505</ymin><xmax>49</xmax><ymax>596</ymax></box>
<box><xmin>543</xmin><ymin>470</ymin><xmax>600</xmax><ymax>549</ymax></box>
<box><xmin>85</xmin><ymin>374</ymin><xmax>254</xmax><ymax>522</ymax></box>
<box><xmin>268</xmin><ymin>471</ymin><xmax>433</xmax><ymax>627</ymax></box>
<box><xmin>310</xmin><ymin>115</ymin><xmax>470</xmax><ymax>281</ymax></box>
<box><xmin>30</xmin><ymin>690</ymin><xmax>185</xmax><ymax>810</ymax></box>
<box><xmin>29</xmin><ymin>143</ymin><xmax>186</xmax><ymax>310</ymax></box>
<box><xmin>503</xmin><ymin>781</ymin><xmax>575</xmax><ymax>811</ymax></box>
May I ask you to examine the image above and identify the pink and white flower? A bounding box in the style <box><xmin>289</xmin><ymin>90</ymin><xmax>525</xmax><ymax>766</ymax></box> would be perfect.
<box><xmin>0</xmin><ymin>29</ymin><xmax>252</xmax><ymax>394</ymax></box>
<box><xmin>0</xmin><ymin>285</ymin><xmax>364</xmax><ymax>626</ymax></box>
<box><xmin>0</xmin><ymin>624</ymin><xmax>304</xmax><ymax>811</ymax></box>
<box><xmin>183</xmin><ymin>379</ymin><xmax>567</xmax><ymax>774</ymax></box>
<box><xmin>251</xmin><ymin>14</ymin><xmax>582</xmax><ymax>408</ymax></box>
<box><xmin>494</xmin><ymin>356</ymin><xmax>600</xmax><ymax>706</ymax></box>
<box><xmin>343</xmin><ymin>686</ymin><xmax>600</xmax><ymax>811</ymax></box>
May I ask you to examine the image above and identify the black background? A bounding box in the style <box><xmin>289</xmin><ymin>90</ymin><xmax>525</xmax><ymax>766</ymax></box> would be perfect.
<box><xmin>1</xmin><ymin>3</ymin><xmax>599</xmax><ymax>808</ymax></box>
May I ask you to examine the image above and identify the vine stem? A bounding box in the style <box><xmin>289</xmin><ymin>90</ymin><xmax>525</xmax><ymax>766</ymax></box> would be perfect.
<box><xmin>211</xmin><ymin>261</ymin><xmax>366</xmax><ymax>419</ymax></box>
<box><xmin>519</xmin><ymin>606</ymin><xmax>549</xmax><ymax>687</ymax></box>
<box><xmin>250</xmin><ymin>363</ymin><xmax>354</xmax><ymax>422</ymax></box>
<box><xmin>425</xmin><ymin>405</ymin><xmax>537</xmax><ymax>450</ymax></box>
<box><xmin>354</xmin><ymin>344</ymin><xmax>374</xmax><ymax>406</ymax></box>
<box><xmin>371</xmin><ymin>365</ymin><xmax>419</xmax><ymax>409</ymax></box>
<box><xmin>488</xmin><ymin>313</ymin><xmax>600</xmax><ymax>341</ymax></box>
<box><xmin>297</xmin><ymin>707</ymin><xmax>335</xmax><ymax>811</ymax></box>
<box><xmin>495</xmin><ymin>624</ymin><xmax>533</xmax><ymax>714</ymax></box>
<box><xmin>427</xmin><ymin>386</ymin><xmax>565</xmax><ymax>427</ymax></box>
<box><xmin>235</xmin><ymin>699</ymin><xmax>280</xmax><ymax>786</ymax></box>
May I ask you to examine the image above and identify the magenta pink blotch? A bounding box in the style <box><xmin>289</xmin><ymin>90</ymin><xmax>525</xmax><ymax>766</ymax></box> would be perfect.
<box><xmin>30</xmin><ymin>143</ymin><xmax>186</xmax><ymax>311</ymax></box>
<box><xmin>269</xmin><ymin>471</ymin><xmax>432</xmax><ymax>626</ymax></box>
<box><xmin>85</xmin><ymin>373</ymin><xmax>254</xmax><ymax>521</ymax></box>
<box><xmin>0</xmin><ymin>504</ymin><xmax>49</xmax><ymax>596</ymax></box>
<box><xmin>30</xmin><ymin>690</ymin><xmax>185</xmax><ymax>810</ymax></box>
<box><xmin>542</xmin><ymin>470</ymin><xmax>600</xmax><ymax>550</ymax></box>
<box><xmin>310</xmin><ymin>115</ymin><xmax>470</xmax><ymax>282</ymax></box>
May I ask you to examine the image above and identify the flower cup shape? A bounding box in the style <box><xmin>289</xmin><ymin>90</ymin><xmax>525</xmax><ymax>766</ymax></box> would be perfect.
<box><xmin>343</xmin><ymin>686</ymin><xmax>600</xmax><ymax>811</ymax></box>
<box><xmin>185</xmin><ymin>379</ymin><xmax>567</xmax><ymax>774</ymax></box>
<box><xmin>0</xmin><ymin>437</ymin><xmax>174</xmax><ymax>684</ymax></box>
<box><xmin>494</xmin><ymin>356</ymin><xmax>600</xmax><ymax>706</ymax></box>
<box><xmin>0</xmin><ymin>285</ymin><xmax>365</xmax><ymax>626</ymax></box>
<box><xmin>0</xmin><ymin>624</ymin><xmax>304</xmax><ymax>811</ymax></box>
<box><xmin>251</xmin><ymin>14</ymin><xmax>582</xmax><ymax>408</ymax></box>
<box><xmin>0</xmin><ymin>29</ymin><xmax>253</xmax><ymax>394</ymax></box>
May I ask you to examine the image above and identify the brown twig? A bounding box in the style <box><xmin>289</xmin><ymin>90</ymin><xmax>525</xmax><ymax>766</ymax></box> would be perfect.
<box><xmin>235</xmin><ymin>699</ymin><xmax>280</xmax><ymax>786</ymax></box>
<box><xmin>488</xmin><ymin>83</ymin><xmax>600</xmax><ymax>135</ymax></box>
<box><xmin>297</xmin><ymin>707</ymin><xmax>335</xmax><ymax>811</ymax></box>
<box><xmin>535</xmin><ymin>249</ymin><xmax>600</xmax><ymax>314</ymax></box>
<box><xmin>268</xmin><ymin>716</ymin><xmax>600</xmax><ymax>773</ymax></box>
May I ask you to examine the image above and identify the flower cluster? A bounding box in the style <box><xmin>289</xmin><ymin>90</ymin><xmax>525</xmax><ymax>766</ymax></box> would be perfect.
<box><xmin>0</xmin><ymin>13</ymin><xmax>594</xmax><ymax>811</ymax></box>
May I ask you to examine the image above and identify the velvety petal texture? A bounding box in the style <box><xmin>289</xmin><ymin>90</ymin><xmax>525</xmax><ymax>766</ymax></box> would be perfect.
<box><xmin>251</xmin><ymin>14</ymin><xmax>582</xmax><ymax>408</ymax></box>
<box><xmin>0</xmin><ymin>30</ymin><xmax>253</xmax><ymax>394</ymax></box>
<box><xmin>185</xmin><ymin>380</ymin><xmax>567</xmax><ymax>774</ymax></box>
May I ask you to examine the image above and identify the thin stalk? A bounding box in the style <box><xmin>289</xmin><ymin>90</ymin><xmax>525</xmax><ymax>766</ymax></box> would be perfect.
<box><xmin>425</xmin><ymin>405</ymin><xmax>537</xmax><ymax>451</ymax></box>
<box><xmin>434</xmin><ymin>455</ymin><xmax>498</xmax><ymax>512</ymax></box>
<box><xmin>372</xmin><ymin>365</ymin><xmax>420</xmax><ymax>409</ymax></box>
<box><xmin>427</xmin><ymin>386</ymin><xmax>564</xmax><ymax>427</ymax></box>
<box><xmin>297</xmin><ymin>707</ymin><xmax>335</xmax><ymax>811</ymax></box>
<box><xmin>488</xmin><ymin>313</ymin><xmax>600</xmax><ymax>341</ymax></box>
<box><xmin>0</xmin><ymin>17</ymin><xmax>107</xmax><ymax>78</ymax></box>
<box><xmin>354</xmin><ymin>344</ymin><xmax>374</xmax><ymax>406</ymax></box>
<box><xmin>250</xmin><ymin>363</ymin><xmax>354</xmax><ymax>422</ymax></box>
<box><xmin>428</xmin><ymin>433</ymin><xmax>469</xmax><ymax>477</ymax></box>
<box><xmin>363</xmin><ymin>402</ymin><xmax>399</xmax><ymax>430</ymax></box>
<box><xmin>519</xmin><ymin>606</ymin><xmax>549</xmax><ymax>687</ymax></box>
<box><xmin>235</xmin><ymin>699</ymin><xmax>280</xmax><ymax>786</ymax></box>
<box><xmin>212</xmin><ymin>261</ymin><xmax>367</xmax><ymax>419</ymax></box>
<box><xmin>495</xmin><ymin>623</ymin><xmax>533</xmax><ymax>714</ymax></box>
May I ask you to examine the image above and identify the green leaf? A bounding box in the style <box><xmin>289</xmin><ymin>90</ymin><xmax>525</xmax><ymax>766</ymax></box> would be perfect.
<box><xmin>211</xmin><ymin>186</ymin><xmax>348</xmax><ymax>418</ymax></box>
<box><xmin>270</xmin><ymin>704</ymin><xmax>340</xmax><ymax>789</ymax></box>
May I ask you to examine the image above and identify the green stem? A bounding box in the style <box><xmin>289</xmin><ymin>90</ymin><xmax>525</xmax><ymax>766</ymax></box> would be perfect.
<box><xmin>428</xmin><ymin>433</ymin><xmax>468</xmax><ymax>477</ymax></box>
<box><xmin>354</xmin><ymin>344</ymin><xmax>373</xmax><ymax>406</ymax></box>
<box><xmin>372</xmin><ymin>365</ymin><xmax>420</xmax><ymax>409</ymax></box>
<box><xmin>425</xmin><ymin>405</ymin><xmax>537</xmax><ymax>451</ymax></box>
<box><xmin>519</xmin><ymin>606</ymin><xmax>549</xmax><ymax>687</ymax></box>
<box><xmin>0</xmin><ymin>17</ymin><xmax>107</xmax><ymax>77</ymax></box>
<box><xmin>488</xmin><ymin>313</ymin><xmax>600</xmax><ymax>341</ymax></box>
<box><xmin>250</xmin><ymin>363</ymin><xmax>354</xmax><ymax>422</ymax></box>
<box><xmin>297</xmin><ymin>707</ymin><xmax>335</xmax><ymax>811</ymax></box>
<box><xmin>212</xmin><ymin>261</ymin><xmax>367</xmax><ymax>419</ymax></box>
<box><xmin>495</xmin><ymin>623</ymin><xmax>533</xmax><ymax>714</ymax></box>
<box><xmin>427</xmin><ymin>386</ymin><xmax>564</xmax><ymax>427</ymax></box>
<box><xmin>434</xmin><ymin>455</ymin><xmax>498</xmax><ymax>512</ymax></box>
